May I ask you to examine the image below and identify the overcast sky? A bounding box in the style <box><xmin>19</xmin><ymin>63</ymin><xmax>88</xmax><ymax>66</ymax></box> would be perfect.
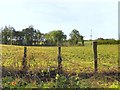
<box><xmin>0</xmin><ymin>0</ymin><xmax>119</xmax><ymax>40</ymax></box>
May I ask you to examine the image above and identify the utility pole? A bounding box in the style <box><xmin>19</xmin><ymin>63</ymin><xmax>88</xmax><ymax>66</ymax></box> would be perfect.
<box><xmin>90</xmin><ymin>29</ymin><xmax>92</xmax><ymax>41</ymax></box>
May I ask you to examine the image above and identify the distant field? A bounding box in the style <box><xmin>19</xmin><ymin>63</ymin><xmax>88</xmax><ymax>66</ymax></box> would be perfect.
<box><xmin>1</xmin><ymin>44</ymin><xmax>119</xmax><ymax>88</ymax></box>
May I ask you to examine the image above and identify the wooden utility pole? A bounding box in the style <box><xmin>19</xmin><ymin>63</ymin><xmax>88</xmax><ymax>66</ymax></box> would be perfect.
<box><xmin>93</xmin><ymin>41</ymin><xmax>98</xmax><ymax>73</ymax></box>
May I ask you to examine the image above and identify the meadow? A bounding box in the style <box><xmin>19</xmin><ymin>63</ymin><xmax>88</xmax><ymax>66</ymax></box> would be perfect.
<box><xmin>1</xmin><ymin>44</ymin><xmax>119</xmax><ymax>88</ymax></box>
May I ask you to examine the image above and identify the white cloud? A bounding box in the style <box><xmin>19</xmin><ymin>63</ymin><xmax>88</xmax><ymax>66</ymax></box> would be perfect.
<box><xmin>0</xmin><ymin>0</ymin><xmax>118</xmax><ymax>39</ymax></box>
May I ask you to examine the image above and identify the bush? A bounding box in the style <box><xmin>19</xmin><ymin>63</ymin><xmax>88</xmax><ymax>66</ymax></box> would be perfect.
<box><xmin>55</xmin><ymin>74</ymin><xmax>80</xmax><ymax>88</ymax></box>
<box><xmin>97</xmin><ymin>40</ymin><xmax>119</xmax><ymax>45</ymax></box>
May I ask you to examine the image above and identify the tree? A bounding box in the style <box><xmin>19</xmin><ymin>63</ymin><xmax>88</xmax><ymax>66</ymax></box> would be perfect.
<box><xmin>69</xmin><ymin>29</ymin><xmax>84</xmax><ymax>46</ymax></box>
<box><xmin>45</xmin><ymin>30</ymin><xmax>67</xmax><ymax>45</ymax></box>
<box><xmin>32</xmin><ymin>30</ymin><xmax>42</xmax><ymax>45</ymax></box>
<box><xmin>22</xmin><ymin>25</ymin><xmax>36</xmax><ymax>45</ymax></box>
<box><xmin>13</xmin><ymin>31</ymin><xmax>24</xmax><ymax>45</ymax></box>
<box><xmin>1</xmin><ymin>26</ymin><xmax>15</xmax><ymax>44</ymax></box>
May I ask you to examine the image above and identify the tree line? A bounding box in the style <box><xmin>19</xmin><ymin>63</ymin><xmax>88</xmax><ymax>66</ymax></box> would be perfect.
<box><xmin>0</xmin><ymin>25</ymin><xmax>84</xmax><ymax>46</ymax></box>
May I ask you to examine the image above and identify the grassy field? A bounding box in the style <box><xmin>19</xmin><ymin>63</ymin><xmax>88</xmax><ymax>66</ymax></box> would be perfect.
<box><xmin>1</xmin><ymin>44</ymin><xmax>119</xmax><ymax>88</ymax></box>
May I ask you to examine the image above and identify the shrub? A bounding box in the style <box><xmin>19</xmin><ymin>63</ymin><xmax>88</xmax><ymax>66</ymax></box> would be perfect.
<box><xmin>97</xmin><ymin>40</ymin><xmax>119</xmax><ymax>45</ymax></box>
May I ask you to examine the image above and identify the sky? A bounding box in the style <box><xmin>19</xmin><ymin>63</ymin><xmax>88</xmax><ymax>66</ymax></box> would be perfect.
<box><xmin>0</xmin><ymin>0</ymin><xmax>119</xmax><ymax>40</ymax></box>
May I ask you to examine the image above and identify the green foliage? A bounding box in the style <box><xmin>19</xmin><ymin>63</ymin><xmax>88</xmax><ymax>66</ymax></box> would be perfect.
<box><xmin>97</xmin><ymin>40</ymin><xmax>119</xmax><ymax>45</ymax></box>
<box><xmin>69</xmin><ymin>29</ymin><xmax>84</xmax><ymax>46</ymax></box>
<box><xmin>22</xmin><ymin>26</ymin><xmax>33</xmax><ymax>45</ymax></box>
<box><xmin>55</xmin><ymin>74</ymin><xmax>92</xmax><ymax>88</ymax></box>
<box><xmin>55</xmin><ymin>74</ymin><xmax>68</xmax><ymax>88</ymax></box>
<box><xmin>1</xmin><ymin>26</ymin><xmax>86</xmax><ymax>46</ymax></box>
<box><xmin>2</xmin><ymin>77</ymin><xmax>26</xmax><ymax>88</ymax></box>
<box><xmin>1</xmin><ymin>25</ymin><xmax>15</xmax><ymax>44</ymax></box>
<box><xmin>45</xmin><ymin>30</ymin><xmax>66</xmax><ymax>46</ymax></box>
<box><xmin>109</xmin><ymin>82</ymin><xmax>118</xmax><ymax>88</ymax></box>
<box><xmin>1</xmin><ymin>25</ymin><xmax>43</xmax><ymax>46</ymax></box>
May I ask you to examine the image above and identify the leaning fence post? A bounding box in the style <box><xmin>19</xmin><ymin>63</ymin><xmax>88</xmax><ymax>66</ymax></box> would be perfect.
<box><xmin>58</xmin><ymin>46</ymin><xmax>62</xmax><ymax>74</ymax></box>
<box><xmin>93</xmin><ymin>41</ymin><xmax>98</xmax><ymax>73</ymax></box>
<box><xmin>22</xmin><ymin>47</ymin><xmax>27</xmax><ymax>73</ymax></box>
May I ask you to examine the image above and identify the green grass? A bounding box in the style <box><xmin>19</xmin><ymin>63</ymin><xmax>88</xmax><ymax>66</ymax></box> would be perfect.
<box><xmin>1</xmin><ymin>44</ymin><xmax>119</xmax><ymax>88</ymax></box>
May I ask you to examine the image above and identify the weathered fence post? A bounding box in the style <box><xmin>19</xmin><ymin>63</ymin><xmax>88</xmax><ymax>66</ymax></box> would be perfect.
<box><xmin>93</xmin><ymin>41</ymin><xmax>98</xmax><ymax>73</ymax></box>
<box><xmin>22</xmin><ymin>47</ymin><xmax>27</xmax><ymax>73</ymax></box>
<box><xmin>58</xmin><ymin>46</ymin><xmax>62</xmax><ymax>74</ymax></box>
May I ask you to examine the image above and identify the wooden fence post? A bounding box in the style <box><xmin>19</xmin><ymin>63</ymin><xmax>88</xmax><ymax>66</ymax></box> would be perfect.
<box><xmin>22</xmin><ymin>47</ymin><xmax>27</xmax><ymax>73</ymax></box>
<box><xmin>93</xmin><ymin>41</ymin><xmax>98</xmax><ymax>73</ymax></box>
<box><xmin>58</xmin><ymin>46</ymin><xmax>62</xmax><ymax>74</ymax></box>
